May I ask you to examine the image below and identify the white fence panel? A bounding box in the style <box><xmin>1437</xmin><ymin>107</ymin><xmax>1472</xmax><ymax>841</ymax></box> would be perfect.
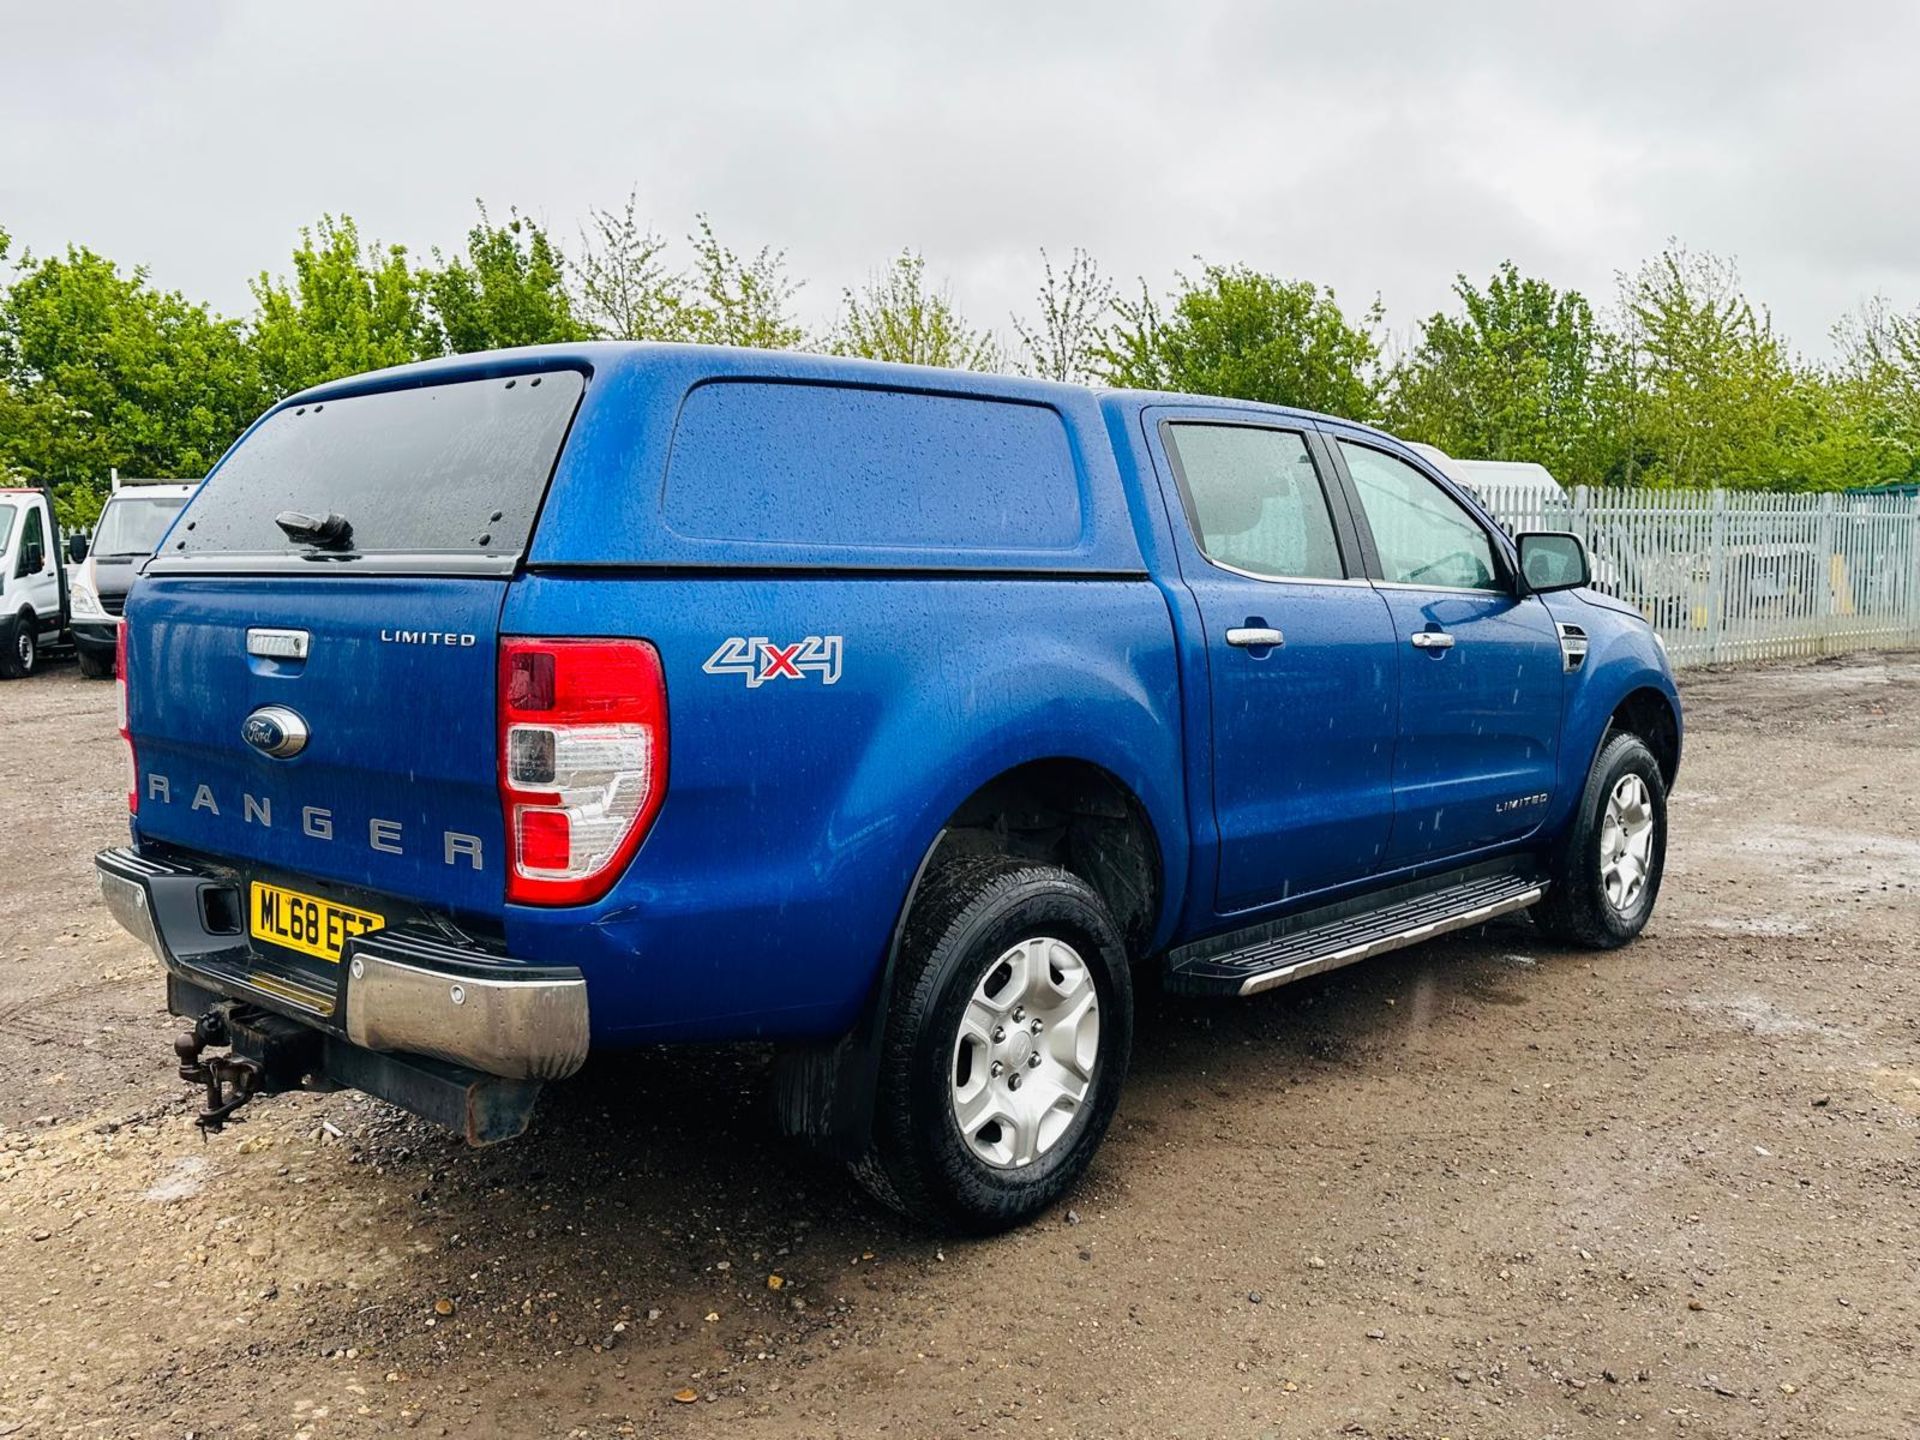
<box><xmin>1461</xmin><ymin>481</ymin><xmax>1920</xmax><ymax>669</ymax></box>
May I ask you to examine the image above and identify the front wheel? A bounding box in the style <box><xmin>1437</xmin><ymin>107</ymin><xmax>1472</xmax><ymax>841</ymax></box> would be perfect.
<box><xmin>0</xmin><ymin>613</ymin><xmax>37</xmax><ymax>679</ymax></box>
<box><xmin>1535</xmin><ymin>731</ymin><xmax>1668</xmax><ymax>948</ymax></box>
<box><xmin>77</xmin><ymin>646</ymin><xmax>114</xmax><ymax>680</ymax></box>
<box><xmin>857</xmin><ymin>855</ymin><xmax>1133</xmax><ymax>1233</ymax></box>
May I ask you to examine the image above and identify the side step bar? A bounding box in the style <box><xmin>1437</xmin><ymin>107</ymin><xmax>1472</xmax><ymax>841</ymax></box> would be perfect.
<box><xmin>1166</xmin><ymin>865</ymin><xmax>1547</xmax><ymax>998</ymax></box>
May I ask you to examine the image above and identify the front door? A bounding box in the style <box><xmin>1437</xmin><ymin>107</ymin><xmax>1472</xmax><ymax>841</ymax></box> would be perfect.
<box><xmin>13</xmin><ymin>505</ymin><xmax>58</xmax><ymax>633</ymax></box>
<box><xmin>1154</xmin><ymin>417</ymin><xmax>1399</xmax><ymax>916</ymax></box>
<box><xmin>1332</xmin><ymin>439</ymin><xmax>1564</xmax><ymax>865</ymax></box>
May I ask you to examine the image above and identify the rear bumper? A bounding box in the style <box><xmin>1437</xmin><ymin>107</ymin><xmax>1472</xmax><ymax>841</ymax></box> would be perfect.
<box><xmin>96</xmin><ymin>846</ymin><xmax>589</xmax><ymax>1083</ymax></box>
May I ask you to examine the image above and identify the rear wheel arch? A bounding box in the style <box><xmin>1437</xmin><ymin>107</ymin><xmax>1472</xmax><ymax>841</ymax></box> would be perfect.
<box><xmin>927</xmin><ymin>757</ymin><xmax>1164</xmax><ymax>962</ymax></box>
<box><xmin>771</xmin><ymin>756</ymin><xmax>1164</xmax><ymax>1162</ymax></box>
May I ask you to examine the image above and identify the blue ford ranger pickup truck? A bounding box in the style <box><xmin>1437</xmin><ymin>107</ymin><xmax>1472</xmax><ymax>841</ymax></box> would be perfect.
<box><xmin>97</xmin><ymin>343</ymin><xmax>1680</xmax><ymax>1232</ymax></box>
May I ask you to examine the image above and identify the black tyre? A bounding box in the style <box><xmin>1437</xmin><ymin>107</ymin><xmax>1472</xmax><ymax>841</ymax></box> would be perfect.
<box><xmin>77</xmin><ymin>647</ymin><xmax>114</xmax><ymax>680</ymax></box>
<box><xmin>857</xmin><ymin>854</ymin><xmax>1133</xmax><ymax>1233</ymax></box>
<box><xmin>0</xmin><ymin>613</ymin><xmax>36</xmax><ymax>680</ymax></box>
<box><xmin>1534</xmin><ymin>731</ymin><xmax>1668</xmax><ymax>948</ymax></box>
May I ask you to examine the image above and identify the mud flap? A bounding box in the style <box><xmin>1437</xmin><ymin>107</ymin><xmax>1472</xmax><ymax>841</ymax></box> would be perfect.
<box><xmin>769</xmin><ymin>836</ymin><xmax>946</xmax><ymax>1161</ymax></box>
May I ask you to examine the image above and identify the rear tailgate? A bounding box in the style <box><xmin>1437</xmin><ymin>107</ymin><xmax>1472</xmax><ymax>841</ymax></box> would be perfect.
<box><xmin>127</xmin><ymin>574</ymin><xmax>505</xmax><ymax>914</ymax></box>
<box><xmin>126</xmin><ymin>365</ymin><xmax>587</xmax><ymax>935</ymax></box>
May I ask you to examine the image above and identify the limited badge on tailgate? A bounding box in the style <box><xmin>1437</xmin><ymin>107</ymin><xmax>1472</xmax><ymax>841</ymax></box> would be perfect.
<box><xmin>249</xmin><ymin>881</ymin><xmax>384</xmax><ymax>963</ymax></box>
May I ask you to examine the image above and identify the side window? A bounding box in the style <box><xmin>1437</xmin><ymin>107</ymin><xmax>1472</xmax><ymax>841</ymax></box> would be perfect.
<box><xmin>15</xmin><ymin>506</ymin><xmax>45</xmax><ymax>577</ymax></box>
<box><xmin>1340</xmin><ymin>442</ymin><xmax>1501</xmax><ymax>591</ymax></box>
<box><xmin>663</xmin><ymin>382</ymin><xmax>1083</xmax><ymax>554</ymax></box>
<box><xmin>1165</xmin><ymin>425</ymin><xmax>1346</xmax><ymax>581</ymax></box>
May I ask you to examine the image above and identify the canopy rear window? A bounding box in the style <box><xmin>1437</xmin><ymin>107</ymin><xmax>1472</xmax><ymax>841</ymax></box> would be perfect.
<box><xmin>167</xmin><ymin>371</ymin><xmax>583</xmax><ymax>568</ymax></box>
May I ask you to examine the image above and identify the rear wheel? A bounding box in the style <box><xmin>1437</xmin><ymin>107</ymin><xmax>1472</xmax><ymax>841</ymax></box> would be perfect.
<box><xmin>0</xmin><ymin>613</ymin><xmax>37</xmax><ymax>679</ymax></box>
<box><xmin>1535</xmin><ymin>732</ymin><xmax>1668</xmax><ymax>948</ymax></box>
<box><xmin>857</xmin><ymin>855</ymin><xmax>1132</xmax><ymax>1233</ymax></box>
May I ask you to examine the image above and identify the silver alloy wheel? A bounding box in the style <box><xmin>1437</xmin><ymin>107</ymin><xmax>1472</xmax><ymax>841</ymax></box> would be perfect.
<box><xmin>15</xmin><ymin>627</ymin><xmax>32</xmax><ymax>671</ymax></box>
<box><xmin>949</xmin><ymin>936</ymin><xmax>1101</xmax><ymax>1169</ymax></box>
<box><xmin>1600</xmin><ymin>773</ymin><xmax>1656</xmax><ymax>912</ymax></box>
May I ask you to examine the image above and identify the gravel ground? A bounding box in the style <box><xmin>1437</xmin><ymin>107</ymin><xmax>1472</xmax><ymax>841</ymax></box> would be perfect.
<box><xmin>1</xmin><ymin>650</ymin><xmax>1915</xmax><ymax>1438</ymax></box>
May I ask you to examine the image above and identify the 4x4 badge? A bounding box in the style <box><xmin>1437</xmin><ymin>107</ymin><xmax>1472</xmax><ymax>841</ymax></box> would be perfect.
<box><xmin>702</xmin><ymin>635</ymin><xmax>843</xmax><ymax>688</ymax></box>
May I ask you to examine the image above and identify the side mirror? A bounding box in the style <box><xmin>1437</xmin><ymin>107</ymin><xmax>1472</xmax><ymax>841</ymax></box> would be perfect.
<box><xmin>67</xmin><ymin>532</ymin><xmax>88</xmax><ymax>564</ymax></box>
<box><xmin>1517</xmin><ymin>531</ymin><xmax>1590</xmax><ymax>594</ymax></box>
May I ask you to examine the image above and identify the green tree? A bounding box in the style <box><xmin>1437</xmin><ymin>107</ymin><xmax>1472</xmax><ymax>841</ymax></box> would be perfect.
<box><xmin>828</xmin><ymin>250</ymin><xmax>1000</xmax><ymax>370</ymax></box>
<box><xmin>675</xmin><ymin>215</ymin><xmax>803</xmax><ymax>349</ymax></box>
<box><xmin>572</xmin><ymin>194</ymin><xmax>682</xmax><ymax>341</ymax></box>
<box><xmin>1381</xmin><ymin>261</ymin><xmax>1627</xmax><ymax>486</ymax></box>
<box><xmin>1096</xmin><ymin>263</ymin><xmax>1380</xmax><ymax>417</ymax></box>
<box><xmin>571</xmin><ymin>205</ymin><xmax>802</xmax><ymax>349</ymax></box>
<box><xmin>1774</xmin><ymin>366</ymin><xmax>1914</xmax><ymax>491</ymax></box>
<box><xmin>1013</xmin><ymin>247</ymin><xmax>1112</xmax><ymax>383</ymax></box>
<box><xmin>0</xmin><ymin>242</ymin><xmax>264</xmax><ymax>498</ymax></box>
<box><xmin>1093</xmin><ymin>280</ymin><xmax>1171</xmax><ymax>389</ymax></box>
<box><xmin>1616</xmin><ymin>245</ymin><xmax>1799</xmax><ymax>489</ymax></box>
<box><xmin>426</xmin><ymin>203</ymin><xmax>589</xmax><ymax>354</ymax></box>
<box><xmin>1830</xmin><ymin>296</ymin><xmax>1920</xmax><ymax>484</ymax></box>
<box><xmin>0</xmin><ymin>378</ymin><xmax>35</xmax><ymax>484</ymax></box>
<box><xmin>249</xmin><ymin>215</ymin><xmax>436</xmax><ymax>396</ymax></box>
<box><xmin>51</xmin><ymin>480</ymin><xmax>105</xmax><ymax>531</ymax></box>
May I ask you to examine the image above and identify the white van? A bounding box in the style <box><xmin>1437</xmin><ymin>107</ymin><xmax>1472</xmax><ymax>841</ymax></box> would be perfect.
<box><xmin>1406</xmin><ymin>446</ymin><xmax>1575</xmax><ymax>532</ymax></box>
<box><xmin>0</xmin><ymin>486</ymin><xmax>70</xmax><ymax>677</ymax></box>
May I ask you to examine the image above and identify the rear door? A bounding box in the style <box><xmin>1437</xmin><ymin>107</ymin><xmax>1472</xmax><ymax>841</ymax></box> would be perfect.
<box><xmin>1329</xmin><ymin>438</ymin><xmax>1564</xmax><ymax>865</ymax></box>
<box><xmin>1149</xmin><ymin>414</ymin><xmax>1399</xmax><ymax>916</ymax></box>
<box><xmin>127</xmin><ymin>368</ymin><xmax>586</xmax><ymax>925</ymax></box>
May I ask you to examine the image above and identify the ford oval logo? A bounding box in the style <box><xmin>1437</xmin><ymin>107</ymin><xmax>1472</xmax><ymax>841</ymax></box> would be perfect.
<box><xmin>242</xmin><ymin>705</ymin><xmax>309</xmax><ymax>759</ymax></box>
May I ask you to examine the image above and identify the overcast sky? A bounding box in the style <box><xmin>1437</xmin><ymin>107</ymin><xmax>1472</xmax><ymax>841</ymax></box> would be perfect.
<box><xmin>5</xmin><ymin>1</ymin><xmax>1918</xmax><ymax>361</ymax></box>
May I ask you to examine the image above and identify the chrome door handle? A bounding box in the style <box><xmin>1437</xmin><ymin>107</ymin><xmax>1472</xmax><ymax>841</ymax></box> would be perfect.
<box><xmin>1226</xmin><ymin>627</ymin><xmax>1284</xmax><ymax>648</ymax></box>
<box><xmin>1410</xmin><ymin>631</ymin><xmax>1455</xmax><ymax>650</ymax></box>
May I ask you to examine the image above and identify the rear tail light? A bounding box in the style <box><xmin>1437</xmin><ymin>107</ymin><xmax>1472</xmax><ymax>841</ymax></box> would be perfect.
<box><xmin>117</xmin><ymin>623</ymin><xmax>136</xmax><ymax>814</ymax></box>
<box><xmin>499</xmin><ymin>638</ymin><xmax>668</xmax><ymax>906</ymax></box>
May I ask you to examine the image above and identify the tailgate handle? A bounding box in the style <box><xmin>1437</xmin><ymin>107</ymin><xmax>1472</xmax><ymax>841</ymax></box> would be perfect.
<box><xmin>247</xmin><ymin>628</ymin><xmax>311</xmax><ymax>660</ymax></box>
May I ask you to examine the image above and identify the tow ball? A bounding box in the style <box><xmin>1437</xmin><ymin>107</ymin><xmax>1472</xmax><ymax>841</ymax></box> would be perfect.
<box><xmin>172</xmin><ymin>1002</ymin><xmax>323</xmax><ymax>1133</ymax></box>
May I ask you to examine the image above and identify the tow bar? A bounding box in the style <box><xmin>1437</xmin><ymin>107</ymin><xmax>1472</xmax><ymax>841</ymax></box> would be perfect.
<box><xmin>164</xmin><ymin>975</ymin><xmax>545</xmax><ymax>1146</ymax></box>
<box><xmin>172</xmin><ymin>1001</ymin><xmax>324</xmax><ymax>1133</ymax></box>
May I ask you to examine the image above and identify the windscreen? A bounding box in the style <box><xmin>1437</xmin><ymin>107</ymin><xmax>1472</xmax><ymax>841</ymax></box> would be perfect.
<box><xmin>169</xmin><ymin>370</ymin><xmax>584</xmax><ymax>562</ymax></box>
<box><xmin>92</xmin><ymin>494</ymin><xmax>189</xmax><ymax>557</ymax></box>
<box><xmin>0</xmin><ymin>503</ymin><xmax>15</xmax><ymax>555</ymax></box>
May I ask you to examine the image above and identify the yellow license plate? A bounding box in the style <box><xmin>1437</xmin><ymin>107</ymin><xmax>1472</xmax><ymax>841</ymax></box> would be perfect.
<box><xmin>249</xmin><ymin>881</ymin><xmax>384</xmax><ymax>964</ymax></box>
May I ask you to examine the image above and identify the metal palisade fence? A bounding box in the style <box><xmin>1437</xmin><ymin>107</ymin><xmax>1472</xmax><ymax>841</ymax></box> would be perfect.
<box><xmin>1464</xmin><ymin>480</ymin><xmax>1920</xmax><ymax>668</ymax></box>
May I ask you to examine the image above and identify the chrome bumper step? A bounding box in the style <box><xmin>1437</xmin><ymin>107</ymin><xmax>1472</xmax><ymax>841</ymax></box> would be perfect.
<box><xmin>96</xmin><ymin>845</ymin><xmax>589</xmax><ymax>1084</ymax></box>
